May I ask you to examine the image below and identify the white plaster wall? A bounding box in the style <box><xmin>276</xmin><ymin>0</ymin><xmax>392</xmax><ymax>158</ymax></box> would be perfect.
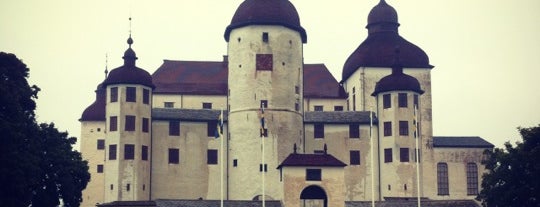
<box><xmin>282</xmin><ymin>167</ymin><xmax>345</xmax><ymax>207</ymax></box>
<box><xmin>80</xmin><ymin>121</ymin><xmax>106</xmax><ymax>207</ymax></box>
<box><xmin>304</xmin><ymin>98</ymin><xmax>347</xmax><ymax>111</ymax></box>
<box><xmin>153</xmin><ymin>94</ymin><xmax>226</xmax><ymax>109</ymax></box>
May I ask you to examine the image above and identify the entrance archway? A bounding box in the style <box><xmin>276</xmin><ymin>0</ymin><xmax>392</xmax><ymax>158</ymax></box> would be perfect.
<box><xmin>300</xmin><ymin>185</ymin><xmax>328</xmax><ymax>207</ymax></box>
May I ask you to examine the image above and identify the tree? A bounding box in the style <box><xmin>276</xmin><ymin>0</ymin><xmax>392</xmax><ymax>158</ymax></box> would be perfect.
<box><xmin>478</xmin><ymin>125</ymin><xmax>540</xmax><ymax>207</ymax></box>
<box><xmin>0</xmin><ymin>52</ymin><xmax>90</xmax><ymax>207</ymax></box>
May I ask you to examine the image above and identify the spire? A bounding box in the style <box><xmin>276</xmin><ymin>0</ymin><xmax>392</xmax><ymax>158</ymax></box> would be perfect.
<box><xmin>104</xmin><ymin>53</ymin><xmax>108</xmax><ymax>78</ymax></box>
<box><xmin>122</xmin><ymin>17</ymin><xmax>137</xmax><ymax>67</ymax></box>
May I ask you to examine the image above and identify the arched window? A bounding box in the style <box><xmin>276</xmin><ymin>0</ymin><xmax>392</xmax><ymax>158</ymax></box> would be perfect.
<box><xmin>466</xmin><ymin>162</ymin><xmax>478</xmax><ymax>195</ymax></box>
<box><xmin>437</xmin><ymin>162</ymin><xmax>449</xmax><ymax>195</ymax></box>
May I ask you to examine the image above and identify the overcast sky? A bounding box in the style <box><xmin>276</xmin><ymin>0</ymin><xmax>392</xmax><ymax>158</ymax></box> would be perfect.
<box><xmin>1</xmin><ymin>0</ymin><xmax>539</xmax><ymax>149</ymax></box>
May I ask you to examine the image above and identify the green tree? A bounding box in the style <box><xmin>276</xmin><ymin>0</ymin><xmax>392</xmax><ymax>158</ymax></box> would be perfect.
<box><xmin>0</xmin><ymin>52</ymin><xmax>90</xmax><ymax>207</ymax></box>
<box><xmin>478</xmin><ymin>125</ymin><xmax>540</xmax><ymax>207</ymax></box>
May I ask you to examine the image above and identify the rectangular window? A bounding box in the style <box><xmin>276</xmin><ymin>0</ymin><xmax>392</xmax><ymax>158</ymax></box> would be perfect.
<box><xmin>383</xmin><ymin>121</ymin><xmax>392</xmax><ymax>136</ymax></box>
<box><xmin>400</xmin><ymin>148</ymin><xmax>409</xmax><ymax>162</ymax></box>
<box><xmin>110</xmin><ymin>116</ymin><xmax>118</xmax><ymax>132</ymax></box>
<box><xmin>262</xmin><ymin>32</ymin><xmax>269</xmax><ymax>43</ymax></box>
<box><xmin>350</xmin><ymin>150</ymin><xmax>360</xmax><ymax>165</ymax></box>
<box><xmin>126</xmin><ymin>184</ymin><xmax>130</xmax><ymax>192</ymax></box>
<box><xmin>143</xmin><ymin>88</ymin><xmax>150</xmax><ymax>104</ymax></box>
<box><xmin>202</xmin><ymin>102</ymin><xmax>212</xmax><ymax>109</ymax></box>
<box><xmin>124</xmin><ymin>144</ymin><xmax>134</xmax><ymax>160</ymax></box>
<box><xmin>233</xmin><ymin>159</ymin><xmax>238</xmax><ymax>167</ymax></box>
<box><xmin>97</xmin><ymin>139</ymin><xmax>105</xmax><ymax>150</ymax></box>
<box><xmin>399</xmin><ymin>121</ymin><xmax>409</xmax><ymax>136</ymax></box>
<box><xmin>256</xmin><ymin>54</ymin><xmax>273</xmax><ymax>71</ymax></box>
<box><xmin>109</xmin><ymin>144</ymin><xmax>117</xmax><ymax>160</ymax></box>
<box><xmin>142</xmin><ymin>118</ymin><xmax>149</xmax><ymax>133</ymax></box>
<box><xmin>259</xmin><ymin>164</ymin><xmax>268</xmax><ymax>172</ymax></box>
<box><xmin>384</xmin><ymin>148</ymin><xmax>392</xmax><ymax>163</ymax></box>
<box><xmin>169</xmin><ymin>120</ymin><xmax>180</xmax><ymax>136</ymax></box>
<box><xmin>334</xmin><ymin>106</ymin><xmax>343</xmax><ymax>111</ymax></box>
<box><xmin>142</xmin><ymin>145</ymin><xmax>148</xmax><ymax>161</ymax></box>
<box><xmin>168</xmin><ymin>148</ymin><xmax>179</xmax><ymax>164</ymax></box>
<box><xmin>125</xmin><ymin>115</ymin><xmax>135</xmax><ymax>131</ymax></box>
<box><xmin>467</xmin><ymin>163</ymin><xmax>479</xmax><ymax>195</ymax></box>
<box><xmin>314</xmin><ymin>105</ymin><xmax>323</xmax><ymax>111</ymax></box>
<box><xmin>306</xmin><ymin>169</ymin><xmax>321</xmax><ymax>181</ymax></box>
<box><xmin>126</xmin><ymin>87</ymin><xmax>136</xmax><ymax>102</ymax></box>
<box><xmin>207</xmin><ymin>149</ymin><xmax>218</xmax><ymax>165</ymax></box>
<box><xmin>398</xmin><ymin>93</ymin><xmax>408</xmax><ymax>107</ymax></box>
<box><xmin>349</xmin><ymin>124</ymin><xmax>360</xmax><ymax>138</ymax></box>
<box><xmin>437</xmin><ymin>163</ymin><xmax>449</xmax><ymax>195</ymax></box>
<box><xmin>314</xmin><ymin>124</ymin><xmax>324</xmax><ymax>138</ymax></box>
<box><xmin>110</xmin><ymin>87</ymin><xmax>118</xmax><ymax>103</ymax></box>
<box><xmin>383</xmin><ymin>94</ymin><xmax>391</xmax><ymax>109</ymax></box>
<box><xmin>207</xmin><ymin>121</ymin><xmax>217</xmax><ymax>137</ymax></box>
<box><xmin>164</xmin><ymin>102</ymin><xmax>174</xmax><ymax>108</ymax></box>
<box><xmin>97</xmin><ymin>164</ymin><xmax>104</xmax><ymax>173</ymax></box>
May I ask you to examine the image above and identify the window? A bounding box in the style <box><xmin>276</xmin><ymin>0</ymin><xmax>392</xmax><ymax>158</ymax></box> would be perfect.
<box><xmin>126</xmin><ymin>184</ymin><xmax>130</xmax><ymax>192</ymax></box>
<box><xmin>125</xmin><ymin>115</ymin><xmax>135</xmax><ymax>131</ymax></box>
<box><xmin>126</xmin><ymin>87</ymin><xmax>136</xmax><ymax>102</ymax></box>
<box><xmin>207</xmin><ymin>121</ymin><xmax>217</xmax><ymax>137</ymax></box>
<box><xmin>169</xmin><ymin>120</ymin><xmax>180</xmax><ymax>136</ymax></box>
<box><xmin>110</xmin><ymin>184</ymin><xmax>113</xmax><ymax>190</ymax></box>
<box><xmin>414</xmin><ymin>94</ymin><xmax>419</xmax><ymax>107</ymax></box>
<box><xmin>334</xmin><ymin>106</ymin><xmax>343</xmax><ymax>111</ymax></box>
<box><xmin>109</xmin><ymin>144</ymin><xmax>117</xmax><ymax>160</ymax></box>
<box><xmin>383</xmin><ymin>94</ymin><xmax>391</xmax><ymax>109</ymax></box>
<box><xmin>466</xmin><ymin>163</ymin><xmax>478</xmax><ymax>195</ymax></box>
<box><xmin>306</xmin><ymin>169</ymin><xmax>321</xmax><ymax>181</ymax></box>
<box><xmin>124</xmin><ymin>144</ymin><xmax>134</xmax><ymax>160</ymax></box>
<box><xmin>233</xmin><ymin>159</ymin><xmax>238</xmax><ymax>167</ymax></box>
<box><xmin>110</xmin><ymin>87</ymin><xmax>118</xmax><ymax>103</ymax></box>
<box><xmin>259</xmin><ymin>164</ymin><xmax>268</xmax><ymax>172</ymax></box>
<box><xmin>314</xmin><ymin>124</ymin><xmax>324</xmax><ymax>138</ymax></box>
<box><xmin>398</xmin><ymin>93</ymin><xmax>408</xmax><ymax>107</ymax></box>
<box><xmin>256</xmin><ymin>54</ymin><xmax>273</xmax><ymax>71</ymax></box>
<box><xmin>383</xmin><ymin>121</ymin><xmax>392</xmax><ymax>136</ymax></box>
<box><xmin>349</xmin><ymin>124</ymin><xmax>360</xmax><ymax>138</ymax></box>
<box><xmin>437</xmin><ymin>163</ymin><xmax>449</xmax><ymax>195</ymax></box>
<box><xmin>262</xmin><ymin>32</ymin><xmax>269</xmax><ymax>42</ymax></box>
<box><xmin>97</xmin><ymin>164</ymin><xmax>104</xmax><ymax>173</ymax></box>
<box><xmin>164</xmin><ymin>102</ymin><xmax>174</xmax><ymax>108</ymax></box>
<box><xmin>384</xmin><ymin>148</ymin><xmax>392</xmax><ymax>163</ymax></box>
<box><xmin>143</xmin><ymin>89</ymin><xmax>150</xmax><ymax>104</ymax></box>
<box><xmin>97</xmin><ymin>139</ymin><xmax>105</xmax><ymax>150</ymax></box>
<box><xmin>260</xmin><ymin>100</ymin><xmax>268</xmax><ymax>108</ymax></box>
<box><xmin>314</xmin><ymin>150</ymin><xmax>325</xmax><ymax>154</ymax></box>
<box><xmin>399</xmin><ymin>121</ymin><xmax>409</xmax><ymax>136</ymax></box>
<box><xmin>314</xmin><ymin>105</ymin><xmax>323</xmax><ymax>111</ymax></box>
<box><xmin>142</xmin><ymin>145</ymin><xmax>148</xmax><ymax>161</ymax></box>
<box><xmin>400</xmin><ymin>148</ymin><xmax>409</xmax><ymax>162</ymax></box>
<box><xmin>142</xmin><ymin>118</ymin><xmax>149</xmax><ymax>133</ymax></box>
<box><xmin>350</xmin><ymin>150</ymin><xmax>360</xmax><ymax>165</ymax></box>
<box><xmin>110</xmin><ymin>116</ymin><xmax>118</xmax><ymax>132</ymax></box>
<box><xmin>202</xmin><ymin>102</ymin><xmax>212</xmax><ymax>109</ymax></box>
<box><xmin>168</xmin><ymin>148</ymin><xmax>179</xmax><ymax>164</ymax></box>
<box><xmin>207</xmin><ymin>149</ymin><xmax>218</xmax><ymax>165</ymax></box>
<box><xmin>352</xmin><ymin>94</ymin><xmax>356</xmax><ymax>111</ymax></box>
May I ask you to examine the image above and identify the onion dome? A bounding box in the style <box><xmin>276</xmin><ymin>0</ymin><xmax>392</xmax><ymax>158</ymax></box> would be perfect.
<box><xmin>80</xmin><ymin>83</ymin><xmax>106</xmax><ymax>121</ymax></box>
<box><xmin>342</xmin><ymin>0</ymin><xmax>432</xmax><ymax>82</ymax></box>
<box><xmin>372</xmin><ymin>49</ymin><xmax>424</xmax><ymax>96</ymax></box>
<box><xmin>102</xmin><ymin>35</ymin><xmax>155</xmax><ymax>88</ymax></box>
<box><xmin>224</xmin><ymin>0</ymin><xmax>307</xmax><ymax>43</ymax></box>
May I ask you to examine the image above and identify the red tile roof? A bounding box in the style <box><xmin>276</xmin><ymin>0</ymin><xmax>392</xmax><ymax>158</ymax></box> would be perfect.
<box><xmin>277</xmin><ymin>153</ymin><xmax>347</xmax><ymax>169</ymax></box>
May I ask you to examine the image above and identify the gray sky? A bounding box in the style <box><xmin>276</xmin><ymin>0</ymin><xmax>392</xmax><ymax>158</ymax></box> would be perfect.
<box><xmin>1</xmin><ymin>0</ymin><xmax>539</xmax><ymax>149</ymax></box>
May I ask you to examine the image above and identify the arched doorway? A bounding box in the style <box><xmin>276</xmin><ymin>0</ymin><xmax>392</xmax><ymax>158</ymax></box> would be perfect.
<box><xmin>300</xmin><ymin>185</ymin><xmax>327</xmax><ymax>207</ymax></box>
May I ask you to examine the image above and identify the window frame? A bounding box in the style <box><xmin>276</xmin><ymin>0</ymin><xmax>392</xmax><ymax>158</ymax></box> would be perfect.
<box><xmin>169</xmin><ymin>120</ymin><xmax>180</xmax><ymax>136</ymax></box>
<box><xmin>110</xmin><ymin>87</ymin><xmax>118</xmax><ymax>103</ymax></box>
<box><xmin>306</xmin><ymin>169</ymin><xmax>322</xmax><ymax>181</ymax></box>
<box><xmin>398</xmin><ymin>93</ymin><xmax>408</xmax><ymax>108</ymax></box>
<box><xmin>143</xmin><ymin>88</ymin><xmax>150</xmax><ymax>104</ymax></box>
<box><xmin>202</xmin><ymin>102</ymin><xmax>212</xmax><ymax>109</ymax></box>
<box><xmin>350</xmin><ymin>150</ymin><xmax>361</xmax><ymax>165</ymax></box>
<box><xmin>110</xmin><ymin>116</ymin><xmax>118</xmax><ymax>132</ymax></box>
<box><xmin>207</xmin><ymin>149</ymin><xmax>218</xmax><ymax>165</ymax></box>
<box><xmin>97</xmin><ymin>164</ymin><xmax>104</xmax><ymax>173</ymax></box>
<box><xmin>142</xmin><ymin>145</ymin><xmax>148</xmax><ymax>161</ymax></box>
<box><xmin>399</xmin><ymin>121</ymin><xmax>409</xmax><ymax>136</ymax></box>
<box><xmin>126</xmin><ymin>86</ymin><xmax>136</xmax><ymax>102</ymax></box>
<box><xmin>437</xmin><ymin>162</ymin><xmax>449</xmax><ymax>195</ymax></box>
<box><xmin>109</xmin><ymin>144</ymin><xmax>117</xmax><ymax>160</ymax></box>
<box><xmin>124</xmin><ymin>144</ymin><xmax>135</xmax><ymax>160</ymax></box>
<box><xmin>142</xmin><ymin>118</ymin><xmax>149</xmax><ymax>133</ymax></box>
<box><xmin>314</xmin><ymin>105</ymin><xmax>323</xmax><ymax>111</ymax></box>
<box><xmin>164</xmin><ymin>102</ymin><xmax>174</xmax><ymax>108</ymax></box>
<box><xmin>400</xmin><ymin>148</ymin><xmax>409</xmax><ymax>162</ymax></box>
<box><xmin>466</xmin><ymin>162</ymin><xmax>479</xmax><ymax>195</ymax></box>
<box><xmin>125</xmin><ymin>115</ymin><xmax>136</xmax><ymax>131</ymax></box>
<box><xmin>383</xmin><ymin>94</ymin><xmax>391</xmax><ymax>109</ymax></box>
<box><xmin>383</xmin><ymin>121</ymin><xmax>392</xmax><ymax>136</ymax></box>
<box><xmin>314</xmin><ymin>123</ymin><xmax>324</xmax><ymax>139</ymax></box>
<box><xmin>349</xmin><ymin>124</ymin><xmax>360</xmax><ymax>138</ymax></box>
<box><xmin>97</xmin><ymin>139</ymin><xmax>105</xmax><ymax>150</ymax></box>
<box><xmin>384</xmin><ymin>148</ymin><xmax>392</xmax><ymax>163</ymax></box>
<box><xmin>168</xmin><ymin>148</ymin><xmax>179</xmax><ymax>164</ymax></box>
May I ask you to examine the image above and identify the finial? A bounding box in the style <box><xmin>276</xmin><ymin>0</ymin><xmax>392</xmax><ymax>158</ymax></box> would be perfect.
<box><xmin>127</xmin><ymin>17</ymin><xmax>134</xmax><ymax>48</ymax></box>
<box><xmin>293</xmin><ymin>143</ymin><xmax>297</xmax><ymax>154</ymax></box>
<box><xmin>323</xmin><ymin>144</ymin><xmax>328</xmax><ymax>154</ymax></box>
<box><xmin>104</xmin><ymin>53</ymin><xmax>108</xmax><ymax>78</ymax></box>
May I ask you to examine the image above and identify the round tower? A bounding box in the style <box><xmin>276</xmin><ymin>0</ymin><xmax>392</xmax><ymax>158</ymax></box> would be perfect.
<box><xmin>224</xmin><ymin>0</ymin><xmax>306</xmax><ymax>200</ymax></box>
<box><xmin>372</xmin><ymin>52</ymin><xmax>424</xmax><ymax>199</ymax></box>
<box><xmin>102</xmin><ymin>36</ymin><xmax>154</xmax><ymax>202</ymax></box>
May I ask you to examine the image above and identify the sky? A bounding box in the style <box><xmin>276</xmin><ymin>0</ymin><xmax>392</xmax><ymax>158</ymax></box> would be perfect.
<box><xmin>1</xmin><ymin>0</ymin><xmax>539</xmax><ymax>150</ymax></box>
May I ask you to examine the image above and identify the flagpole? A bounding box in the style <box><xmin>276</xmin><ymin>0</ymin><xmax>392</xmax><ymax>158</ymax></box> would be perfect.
<box><xmin>414</xmin><ymin>105</ymin><xmax>421</xmax><ymax>207</ymax></box>
<box><xmin>220</xmin><ymin>108</ymin><xmax>224</xmax><ymax>207</ymax></box>
<box><xmin>370</xmin><ymin>109</ymin><xmax>375</xmax><ymax>207</ymax></box>
<box><xmin>261</xmin><ymin>104</ymin><xmax>265</xmax><ymax>207</ymax></box>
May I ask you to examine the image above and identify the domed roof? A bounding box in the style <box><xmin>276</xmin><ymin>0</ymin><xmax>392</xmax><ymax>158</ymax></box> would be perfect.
<box><xmin>80</xmin><ymin>83</ymin><xmax>106</xmax><ymax>121</ymax></box>
<box><xmin>102</xmin><ymin>36</ymin><xmax>155</xmax><ymax>88</ymax></box>
<box><xmin>372</xmin><ymin>68</ymin><xmax>424</xmax><ymax>96</ymax></box>
<box><xmin>224</xmin><ymin>0</ymin><xmax>307</xmax><ymax>43</ymax></box>
<box><xmin>341</xmin><ymin>0</ymin><xmax>432</xmax><ymax>81</ymax></box>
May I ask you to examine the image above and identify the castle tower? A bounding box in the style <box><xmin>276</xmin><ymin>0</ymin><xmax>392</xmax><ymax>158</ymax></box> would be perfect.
<box><xmin>101</xmin><ymin>35</ymin><xmax>154</xmax><ymax>202</ymax></box>
<box><xmin>372</xmin><ymin>52</ymin><xmax>424</xmax><ymax>199</ymax></box>
<box><xmin>224</xmin><ymin>0</ymin><xmax>307</xmax><ymax>200</ymax></box>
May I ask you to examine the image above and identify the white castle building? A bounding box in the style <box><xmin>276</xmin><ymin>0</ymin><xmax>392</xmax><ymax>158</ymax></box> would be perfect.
<box><xmin>79</xmin><ymin>0</ymin><xmax>493</xmax><ymax>206</ymax></box>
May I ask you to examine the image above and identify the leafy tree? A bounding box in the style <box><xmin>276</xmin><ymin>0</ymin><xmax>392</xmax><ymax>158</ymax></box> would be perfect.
<box><xmin>478</xmin><ymin>125</ymin><xmax>540</xmax><ymax>207</ymax></box>
<box><xmin>0</xmin><ymin>52</ymin><xmax>90</xmax><ymax>207</ymax></box>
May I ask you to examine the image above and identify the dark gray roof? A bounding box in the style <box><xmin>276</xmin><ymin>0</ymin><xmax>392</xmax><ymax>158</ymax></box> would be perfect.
<box><xmin>152</xmin><ymin>108</ymin><xmax>228</xmax><ymax>122</ymax></box>
<box><xmin>278</xmin><ymin>153</ymin><xmax>347</xmax><ymax>169</ymax></box>
<box><xmin>433</xmin><ymin>136</ymin><xmax>494</xmax><ymax>148</ymax></box>
<box><xmin>304</xmin><ymin>111</ymin><xmax>377</xmax><ymax>124</ymax></box>
<box><xmin>346</xmin><ymin>199</ymin><xmax>480</xmax><ymax>207</ymax></box>
<box><xmin>156</xmin><ymin>199</ymin><xmax>282</xmax><ymax>207</ymax></box>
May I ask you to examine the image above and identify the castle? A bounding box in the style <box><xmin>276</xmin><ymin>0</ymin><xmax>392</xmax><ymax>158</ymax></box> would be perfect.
<box><xmin>79</xmin><ymin>0</ymin><xmax>494</xmax><ymax>206</ymax></box>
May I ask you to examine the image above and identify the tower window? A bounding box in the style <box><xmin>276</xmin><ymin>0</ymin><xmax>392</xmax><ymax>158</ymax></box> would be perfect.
<box><xmin>399</xmin><ymin>121</ymin><xmax>409</xmax><ymax>136</ymax></box>
<box><xmin>349</xmin><ymin>124</ymin><xmax>360</xmax><ymax>138</ymax></box>
<box><xmin>384</xmin><ymin>148</ymin><xmax>392</xmax><ymax>163</ymax></box>
<box><xmin>383</xmin><ymin>121</ymin><xmax>392</xmax><ymax>136</ymax></box>
<box><xmin>109</xmin><ymin>116</ymin><xmax>118</xmax><ymax>132</ymax></box>
<box><xmin>124</xmin><ymin>144</ymin><xmax>134</xmax><ymax>160</ymax></box>
<box><xmin>142</xmin><ymin>118</ymin><xmax>149</xmax><ymax>133</ymax></box>
<box><xmin>97</xmin><ymin>139</ymin><xmax>105</xmax><ymax>150</ymax></box>
<box><xmin>350</xmin><ymin>150</ymin><xmax>360</xmax><ymax>165</ymax></box>
<box><xmin>314</xmin><ymin>105</ymin><xmax>323</xmax><ymax>111</ymax></box>
<box><xmin>97</xmin><ymin>164</ymin><xmax>104</xmax><ymax>173</ymax></box>
<box><xmin>233</xmin><ymin>159</ymin><xmax>238</xmax><ymax>167</ymax></box>
<box><xmin>256</xmin><ymin>54</ymin><xmax>273</xmax><ymax>71</ymax></box>
<box><xmin>126</xmin><ymin>87</ymin><xmax>136</xmax><ymax>102</ymax></box>
<box><xmin>398</xmin><ymin>93</ymin><xmax>408</xmax><ymax>107</ymax></box>
<box><xmin>202</xmin><ymin>102</ymin><xmax>212</xmax><ymax>109</ymax></box>
<box><xmin>125</xmin><ymin>115</ymin><xmax>135</xmax><ymax>131</ymax></box>
<box><xmin>314</xmin><ymin>124</ymin><xmax>324</xmax><ymax>138</ymax></box>
<box><xmin>168</xmin><ymin>148</ymin><xmax>179</xmax><ymax>164</ymax></box>
<box><xmin>110</xmin><ymin>87</ymin><xmax>118</xmax><ymax>103</ymax></box>
<box><xmin>126</xmin><ymin>184</ymin><xmax>130</xmax><ymax>191</ymax></box>
<box><xmin>169</xmin><ymin>120</ymin><xmax>180</xmax><ymax>136</ymax></box>
<box><xmin>383</xmin><ymin>94</ymin><xmax>391</xmax><ymax>109</ymax></box>
<box><xmin>207</xmin><ymin>149</ymin><xmax>218</xmax><ymax>165</ymax></box>
<box><xmin>262</xmin><ymin>32</ymin><xmax>269</xmax><ymax>43</ymax></box>
<box><xmin>143</xmin><ymin>89</ymin><xmax>150</xmax><ymax>104</ymax></box>
<box><xmin>400</xmin><ymin>148</ymin><xmax>409</xmax><ymax>162</ymax></box>
<box><xmin>109</xmin><ymin>144</ymin><xmax>117</xmax><ymax>160</ymax></box>
<box><xmin>142</xmin><ymin>145</ymin><xmax>148</xmax><ymax>161</ymax></box>
<box><xmin>306</xmin><ymin>169</ymin><xmax>321</xmax><ymax>181</ymax></box>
